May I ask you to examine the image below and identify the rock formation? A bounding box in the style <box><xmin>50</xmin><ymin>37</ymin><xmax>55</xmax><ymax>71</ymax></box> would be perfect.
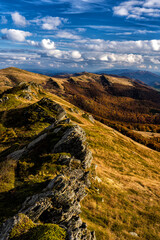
<box><xmin>0</xmin><ymin>98</ymin><xmax>96</xmax><ymax>240</ymax></box>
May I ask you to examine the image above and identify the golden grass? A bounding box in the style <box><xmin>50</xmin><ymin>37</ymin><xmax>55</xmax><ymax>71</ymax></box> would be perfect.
<box><xmin>0</xmin><ymin>79</ymin><xmax>160</xmax><ymax>239</ymax></box>
<box><xmin>40</xmin><ymin>92</ymin><xmax>160</xmax><ymax>239</ymax></box>
<box><xmin>106</xmin><ymin>75</ymin><xmax>134</xmax><ymax>86</ymax></box>
<box><xmin>133</xmin><ymin>130</ymin><xmax>160</xmax><ymax>138</ymax></box>
<box><xmin>80</xmin><ymin>122</ymin><xmax>160</xmax><ymax>240</ymax></box>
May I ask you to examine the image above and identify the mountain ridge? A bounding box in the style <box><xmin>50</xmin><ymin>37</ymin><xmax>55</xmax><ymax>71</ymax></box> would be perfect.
<box><xmin>0</xmin><ymin>81</ymin><xmax>160</xmax><ymax>239</ymax></box>
<box><xmin>98</xmin><ymin>69</ymin><xmax>160</xmax><ymax>90</ymax></box>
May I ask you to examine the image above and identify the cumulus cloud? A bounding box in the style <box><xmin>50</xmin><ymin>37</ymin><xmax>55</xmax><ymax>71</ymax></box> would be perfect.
<box><xmin>113</xmin><ymin>0</ymin><xmax>160</xmax><ymax>19</ymax></box>
<box><xmin>71</xmin><ymin>50</ymin><xmax>81</xmax><ymax>59</ymax></box>
<box><xmin>100</xmin><ymin>53</ymin><xmax>144</xmax><ymax>64</ymax></box>
<box><xmin>55</xmin><ymin>30</ymin><xmax>80</xmax><ymax>39</ymax></box>
<box><xmin>1</xmin><ymin>29</ymin><xmax>32</xmax><ymax>42</ymax></box>
<box><xmin>33</xmin><ymin>16</ymin><xmax>68</xmax><ymax>30</ymax></box>
<box><xmin>46</xmin><ymin>49</ymin><xmax>63</xmax><ymax>58</ymax></box>
<box><xmin>77</xmin><ymin>38</ymin><xmax>160</xmax><ymax>54</ymax></box>
<box><xmin>11</xmin><ymin>12</ymin><xmax>29</xmax><ymax>27</ymax></box>
<box><xmin>41</xmin><ymin>39</ymin><xmax>55</xmax><ymax>49</ymax></box>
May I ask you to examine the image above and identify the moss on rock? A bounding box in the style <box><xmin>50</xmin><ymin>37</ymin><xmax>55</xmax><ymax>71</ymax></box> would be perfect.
<box><xmin>9</xmin><ymin>214</ymin><xmax>66</xmax><ymax>240</ymax></box>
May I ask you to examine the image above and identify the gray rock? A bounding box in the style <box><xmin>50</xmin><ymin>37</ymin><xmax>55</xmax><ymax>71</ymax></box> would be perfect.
<box><xmin>1</xmin><ymin>98</ymin><xmax>95</xmax><ymax>240</ymax></box>
<box><xmin>27</xmin><ymin>133</ymin><xmax>47</xmax><ymax>149</ymax></box>
<box><xmin>7</xmin><ymin>148</ymin><xmax>25</xmax><ymax>161</ymax></box>
<box><xmin>88</xmin><ymin>114</ymin><xmax>94</xmax><ymax>123</ymax></box>
<box><xmin>52</xmin><ymin>125</ymin><xmax>92</xmax><ymax>169</ymax></box>
<box><xmin>20</xmin><ymin>93</ymin><xmax>32</xmax><ymax>100</ymax></box>
<box><xmin>0</xmin><ymin>214</ymin><xmax>27</xmax><ymax>240</ymax></box>
<box><xmin>2</xmin><ymin>96</ymin><xmax>9</xmax><ymax>102</ymax></box>
<box><xmin>130</xmin><ymin>232</ymin><xmax>138</xmax><ymax>237</ymax></box>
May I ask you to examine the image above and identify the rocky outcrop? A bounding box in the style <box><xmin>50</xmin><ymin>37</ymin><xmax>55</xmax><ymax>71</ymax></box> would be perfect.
<box><xmin>19</xmin><ymin>165</ymin><xmax>95</xmax><ymax>240</ymax></box>
<box><xmin>0</xmin><ymin>98</ymin><xmax>96</xmax><ymax>240</ymax></box>
<box><xmin>52</xmin><ymin>125</ymin><xmax>92</xmax><ymax>169</ymax></box>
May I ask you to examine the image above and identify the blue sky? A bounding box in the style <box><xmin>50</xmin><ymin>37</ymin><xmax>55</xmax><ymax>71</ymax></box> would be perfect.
<box><xmin>1</xmin><ymin>0</ymin><xmax>160</xmax><ymax>73</ymax></box>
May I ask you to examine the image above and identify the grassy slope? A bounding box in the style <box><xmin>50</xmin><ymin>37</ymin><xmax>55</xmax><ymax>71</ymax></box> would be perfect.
<box><xmin>54</xmin><ymin>98</ymin><xmax>160</xmax><ymax>239</ymax></box>
<box><xmin>43</xmin><ymin>95</ymin><xmax>160</xmax><ymax>240</ymax></box>
<box><xmin>0</xmin><ymin>80</ymin><xmax>160</xmax><ymax>239</ymax></box>
<box><xmin>0</xmin><ymin>67</ymin><xmax>52</xmax><ymax>93</ymax></box>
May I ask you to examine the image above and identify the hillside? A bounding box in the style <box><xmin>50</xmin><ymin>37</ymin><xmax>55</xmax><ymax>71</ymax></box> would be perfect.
<box><xmin>0</xmin><ymin>67</ymin><xmax>160</xmax><ymax>152</ymax></box>
<box><xmin>0</xmin><ymin>82</ymin><xmax>160</xmax><ymax>240</ymax></box>
<box><xmin>101</xmin><ymin>69</ymin><xmax>160</xmax><ymax>90</ymax></box>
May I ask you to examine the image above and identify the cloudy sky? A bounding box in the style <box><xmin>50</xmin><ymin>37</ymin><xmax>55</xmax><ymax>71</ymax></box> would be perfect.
<box><xmin>1</xmin><ymin>0</ymin><xmax>160</xmax><ymax>73</ymax></box>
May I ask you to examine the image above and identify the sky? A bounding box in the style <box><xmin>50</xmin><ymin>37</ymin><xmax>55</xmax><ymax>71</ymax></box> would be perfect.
<box><xmin>1</xmin><ymin>0</ymin><xmax>160</xmax><ymax>73</ymax></box>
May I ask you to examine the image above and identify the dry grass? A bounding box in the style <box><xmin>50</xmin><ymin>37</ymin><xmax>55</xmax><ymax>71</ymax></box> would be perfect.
<box><xmin>0</xmin><ymin>67</ymin><xmax>48</xmax><ymax>91</ymax></box>
<box><xmin>0</xmin><ymin>159</ymin><xmax>17</xmax><ymax>192</ymax></box>
<box><xmin>133</xmin><ymin>130</ymin><xmax>160</xmax><ymax>138</ymax></box>
<box><xmin>106</xmin><ymin>75</ymin><xmax>134</xmax><ymax>86</ymax></box>
<box><xmin>41</xmin><ymin>92</ymin><xmax>160</xmax><ymax>239</ymax></box>
<box><xmin>80</xmin><ymin>122</ymin><xmax>160</xmax><ymax>240</ymax></box>
<box><xmin>0</xmin><ymin>78</ymin><xmax>160</xmax><ymax>239</ymax></box>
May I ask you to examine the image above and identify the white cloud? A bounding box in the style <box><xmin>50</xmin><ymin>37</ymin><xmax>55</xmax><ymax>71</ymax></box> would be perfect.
<box><xmin>76</xmin><ymin>28</ymin><xmax>86</xmax><ymax>32</ymax></box>
<box><xmin>1</xmin><ymin>16</ymin><xmax>7</xmax><ymax>24</ymax></box>
<box><xmin>1</xmin><ymin>29</ymin><xmax>32</xmax><ymax>42</ymax></box>
<box><xmin>27</xmin><ymin>40</ymin><xmax>39</xmax><ymax>46</ymax></box>
<box><xmin>55</xmin><ymin>30</ymin><xmax>80</xmax><ymax>39</ymax></box>
<box><xmin>11</xmin><ymin>12</ymin><xmax>28</xmax><ymax>27</ymax></box>
<box><xmin>144</xmin><ymin>0</ymin><xmax>160</xmax><ymax>8</ymax></box>
<box><xmin>150</xmin><ymin>39</ymin><xmax>160</xmax><ymax>51</ymax></box>
<box><xmin>113</xmin><ymin>0</ymin><xmax>160</xmax><ymax>19</ymax></box>
<box><xmin>33</xmin><ymin>16</ymin><xmax>68</xmax><ymax>30</ymax></box>
<box><xmin>100</xmin><ymin>53</ymin><xmax>144</xmax><ymax>64</ymax></box>
<box><xmin>78</xmin><ymin>38</ymin><xmax>160</xmax><ymax>54</ymax></box>
<box><xmin>150</xmin><ymin>57</ymin><xmax>160</xmax><ymax>64</ymax></box>
<box><xmin>46</xmin><ymin>49</ymin><xmax>63</xmax><ymax>58</ymax></box>
<box><xmin>71</xmin><ymin>50</ymin><xmax>81</xmax><ymax>59</ymax></box>
<box><xmin>41</xmin><ymin>39</ymin><xmax>55</xmax><ymax>49</ymax></box>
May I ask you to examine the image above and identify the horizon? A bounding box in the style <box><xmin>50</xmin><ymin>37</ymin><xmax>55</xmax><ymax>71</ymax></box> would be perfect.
<box><xmin>1</xmin><ymin>1</ymin><xmax>160</xmax><ymax>72</ymax></box>
<box><xmin>1</xmin><ymin>66</ymin><xmax>160</xmax><ymax>77</ymax></box>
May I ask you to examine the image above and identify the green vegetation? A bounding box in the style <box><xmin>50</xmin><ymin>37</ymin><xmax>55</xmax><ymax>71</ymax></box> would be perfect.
<box><xmin>0</xmin><ymin>159</ymin><xmax>17</xmax><ymax>192</ymax></box>
<box><xmin>9</xmin><ymin>214</ymin><xmax>66</xmax><ymax>240</ymax></box>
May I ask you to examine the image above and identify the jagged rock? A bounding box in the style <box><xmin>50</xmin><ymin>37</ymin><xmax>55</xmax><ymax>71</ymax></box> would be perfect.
<box><xmin>17</xmin><ymin>168</ymin><xmax>94</xmax><ymax>239</ymax></box>
<box><xmin>52</xmin><ymin>125</ymin><xmax>93</xmax><ymax>169</ymax></box>
<box><xmin>38</xmin><ymin>98</ymin><xmax>67</xmax><ymax>121</ymax></box>
<box><xmin>7</xmin><ymin>148</ymin><xmax>25</xmax><ymax>161</ymax></box>
<box><xmin>27</xmin><ymin>133</ymin><xmax>48</xmax><ymax>149</ymax></box>
<box><xmin>1</xmin><ymin>98</ymin><xmax>95</xmax><ymax>240</ymax></box>
<box><xmin>0</xmin><ymin>214</ymin><xmax>24</xmax><ymax>240</ymax></box>
<box><xmin>20</xmin><ymin>92</ymin><xmax>32</xmax><ymax>100</ymax></box>
<box><xmin>82</xmin><ymin>113</ymin><xmax>94</xmax><ymax>123</ymax></box>
<box><xmin>88</xmin><ymin>114</ymin><xmax>94</xmax><ymax>123</ymax></box>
